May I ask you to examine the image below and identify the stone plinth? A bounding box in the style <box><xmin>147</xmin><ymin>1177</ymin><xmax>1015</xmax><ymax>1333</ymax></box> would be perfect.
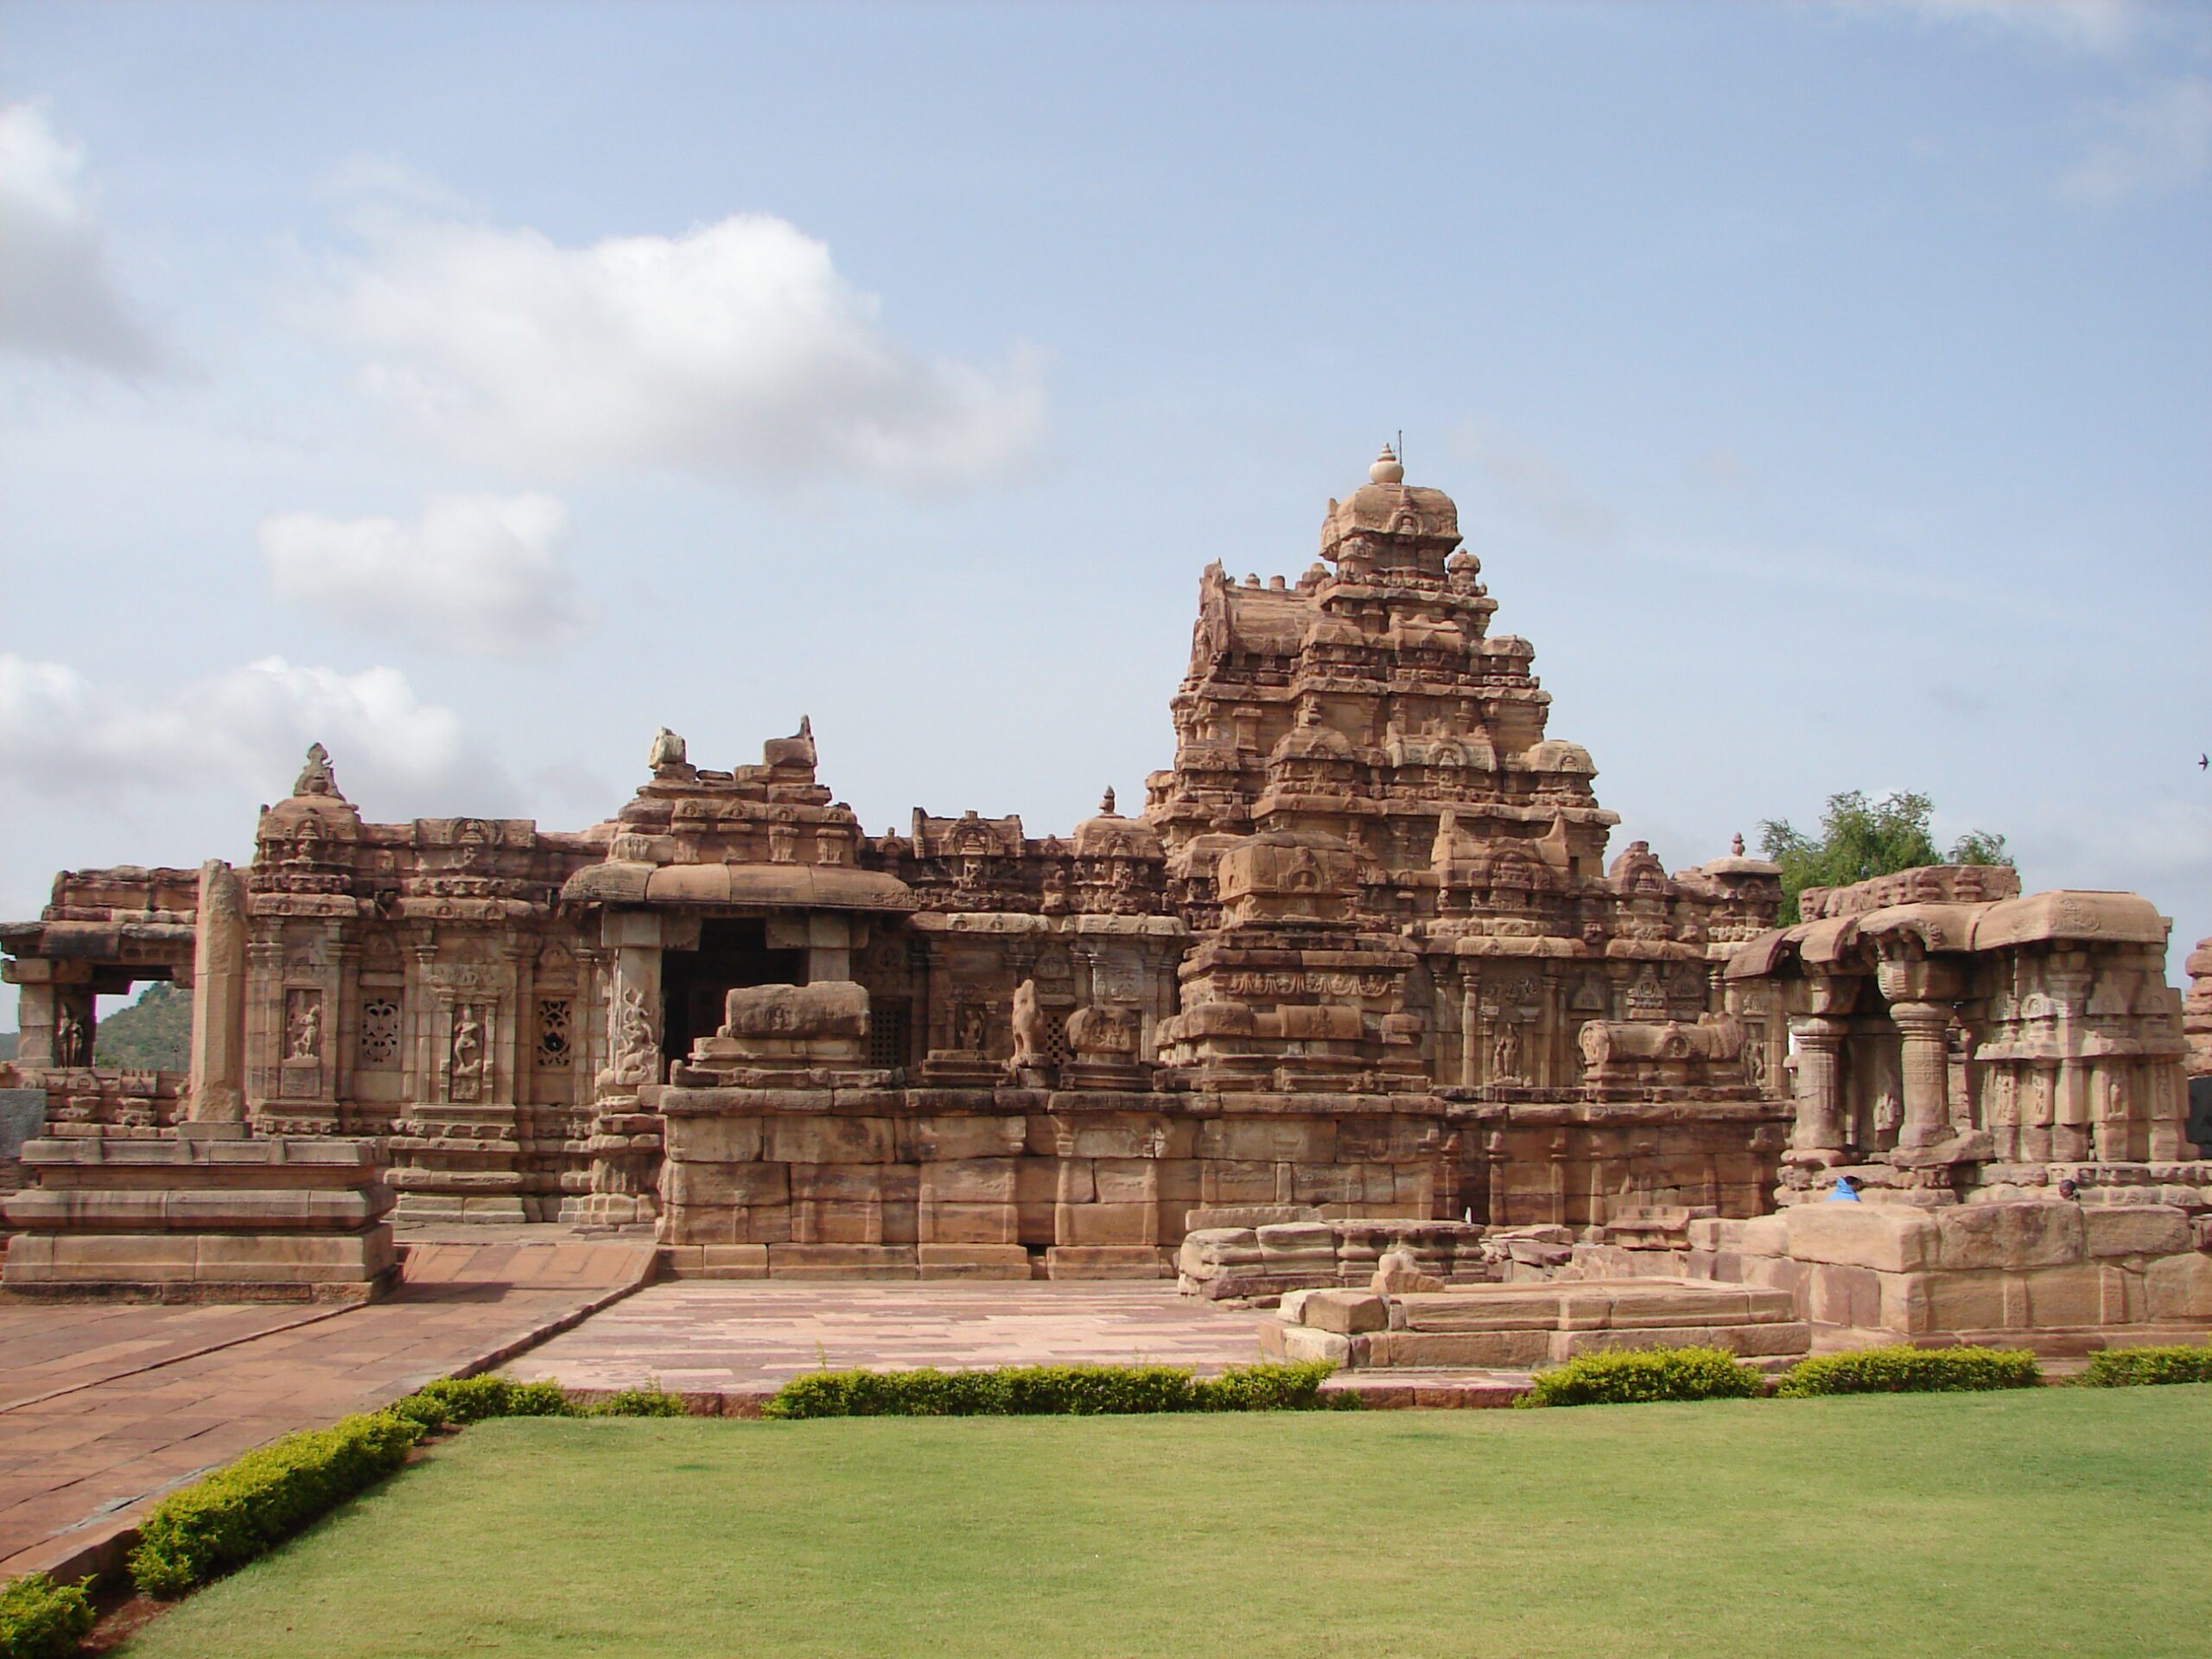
<box><xmin>1459</xmin><ymin>1095</ymin><xmax>1791</xmax><ymax>1230</ymax></box>
<box><xmin>657</xmin><ymin>1076</ymin><xmax>1478</xmax><ymax>1281</ymax></box>
<box><xmin>1681</xmin><ymin>1200</ymin><xmax>2212</xmax><ymax>1352</ymax></box>
<box><xmin>1261</xmin><ymin>1276</ymin><xmax>1809</xmax><ymax>1369</ymax></box>
<box><xmin>2</xmin><ymin>1129</ymin><xmax>397</xmax><ymax>1302</ymax></box>
<box><xmin>387</xmin><ymin>1103</ymin><xmax>528</xmax><ymax>1223</ymax></box>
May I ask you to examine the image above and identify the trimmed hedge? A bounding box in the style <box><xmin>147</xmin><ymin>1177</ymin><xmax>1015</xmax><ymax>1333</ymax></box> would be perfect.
<box><xmin>129</xmin><ymin>1411</ymin><xmax>423</xmax><ymax>1597</ymax></box>
<box><xmin>1777</xmin><ymin>1345</ymin><xmax>2041</xmax><ymax>1397</ymax></box>
<box><xmin>761</xmin><ymin>1361</ymin><xmax>1346</xmax><ymax>1419</ymax></box>
<box><xmin>590</xmin><ymin>1385</ymin><xmax>692</xmax><ymax>1418</ymax></box>
<box><xmin>2081</xmin><ymin>1344</ymin><xmax>2212</xmax><ymax>1388</ymax></box>
<box><xmin>389</xmin><ymin>1376</ymin><xmax>694</xmax><ymax>1425</ymax></box>
<box><xmin>1518</xmin><ymin>1347</ymin><xmax>1764</xmax><ymax>1408</ymax></box>
<box><xmin>0</xmin><ymin>1573</ymin><xmax>95</xmax><ymax>1659</ymax></box>
<box><xmin>388</xmin><ymin>1376</ymin><xmax>575</xmax><ymax>1430</ymax></box>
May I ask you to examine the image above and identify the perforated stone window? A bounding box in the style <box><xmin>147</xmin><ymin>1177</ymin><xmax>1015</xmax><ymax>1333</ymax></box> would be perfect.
<box><xmin>359</xmin><ymin>998</ymin><xmax>401</xmax><ymax>1068</ymax></box>
<box><xmin>537</xmin><ymin>999</ymin><xmax>573</xmax><ymax>1069</ymax></box>
<box><xmin>868</xmin><ymin>1000</ymin><xmax>911</xmax><ymax>1070</ymax></box>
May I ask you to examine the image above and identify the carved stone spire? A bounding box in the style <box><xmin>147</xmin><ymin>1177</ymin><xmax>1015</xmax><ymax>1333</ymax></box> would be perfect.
<box><xmin>1100</xmin><ymin>786</ymin><xmax>1117</xmax><ymax>817</ymax></box>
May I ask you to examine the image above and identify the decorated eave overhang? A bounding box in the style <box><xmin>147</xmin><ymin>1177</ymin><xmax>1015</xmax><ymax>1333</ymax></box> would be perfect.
<box><xmin>1724</xmin><ymin>889</ymin><xmax>2171</xmax><ymax>981</ymax></box>
<box><xmin>0</xmin><ymin>918</ymin><xmax>197</xmax><ymax>960</ymax></box>
<box><xmin>558</xmin><ymin>860</ymin><xmax>916</xmax><ymax>913</ymax></box>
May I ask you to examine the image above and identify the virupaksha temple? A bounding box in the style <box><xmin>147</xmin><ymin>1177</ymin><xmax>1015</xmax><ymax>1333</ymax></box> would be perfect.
<box><xmin>5</xmin><ymin>448</ymin><xmax>2210</xmax><ymax>1359</ymax></box>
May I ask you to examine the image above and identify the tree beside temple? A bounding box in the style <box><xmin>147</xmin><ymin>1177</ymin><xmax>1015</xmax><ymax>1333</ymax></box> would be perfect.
<box><xmin>1759</xmin><ymin>791</ymin><xmax>2012</xmax><ymax>926</ymax></box>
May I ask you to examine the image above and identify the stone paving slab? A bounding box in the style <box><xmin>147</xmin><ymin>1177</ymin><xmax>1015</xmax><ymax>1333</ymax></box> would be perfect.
<box><xmin>0</xmin><ymin>1303</ymin><xmax>336</xmax><ymax>1411</ymax></box>
<box><xmin>510</xmin><ymin>1281</ymin><xmax>1274</xmax><ymax>1395</ymax></box>
<box><xmin>0</xmin><ymin>1237</ymin><xmax>654</xmax><ymax>1582</ymax></box>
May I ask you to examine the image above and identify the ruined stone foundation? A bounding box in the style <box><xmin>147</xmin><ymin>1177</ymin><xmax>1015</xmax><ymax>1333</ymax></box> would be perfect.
<box><xmin>3</xmin><ymin>1126</ymin><xmax>397</xmax><ymax>1303</ymax></box>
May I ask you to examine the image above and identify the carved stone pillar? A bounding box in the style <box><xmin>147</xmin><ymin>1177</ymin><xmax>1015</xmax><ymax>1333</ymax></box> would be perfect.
<box><xmin>1459</xmin><ymin>978</ymin><xmax>1481</xmax><ymax>1088</ymax></box>
<box><xmin>1790</xmin><ymin>1016</ymin><xmax>1847</xmax><ymax>1155</ymax></box>
<box><xmin>185</xmin><ymin>861</ymin><xmax>249</xmax><ymax>1122</ymax></box>
<box><xmin>1889</xmin><ymin>1001</ymin><xmax>1952</xmax><ymax>1150</ymax></box>
<box><xmin>9</xmin><ymin>974</ymin><xmax>60</xmax><ymax>1068</ymax></box>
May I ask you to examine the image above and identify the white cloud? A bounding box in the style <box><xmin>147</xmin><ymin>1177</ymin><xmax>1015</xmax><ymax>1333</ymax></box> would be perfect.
<box><xmin>0</xmin><ymin>102</ymin><xmax>168</xmax><ymax>374</ymax></box>
<box><xmin>2060</xmin><ymin>77</ymin><xmax>2212</xmax><ymax>203</ymax></box>
<box><xmin>0</xmin><ymin>652</ymin><xmax>514</xmax><ymax>815</ymax></box>
<box><xmin>261</xmin><ymin>493</ymin><xmax>580</xmax><ymax>657</ymax></box>
<box><xmin>1849</xmin><ymin>0</ymin><xmax>2136</xmax><ymax>51</ymax></box>
<box><xmin>301</xmin><ymin>206</ymin><xmax>1045</xmax><ymax>493</ymax></box>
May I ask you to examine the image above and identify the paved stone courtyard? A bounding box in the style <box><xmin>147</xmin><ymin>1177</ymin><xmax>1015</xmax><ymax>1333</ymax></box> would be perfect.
<box><xmin>509</xmin><ymin>1281</ymin><xmax>1272</xmax><ymax>1397</ymax></box>
<box><xmin>0</xmin><ymin>1236</ymin><xmax>652</xmax><ymax>1582</ymax></box>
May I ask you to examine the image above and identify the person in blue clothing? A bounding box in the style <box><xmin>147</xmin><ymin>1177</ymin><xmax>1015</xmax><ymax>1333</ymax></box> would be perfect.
<box><xmin>1825</xmin><ymin>1174</ymin><xmax>1864</xmax><ymax>1202</ymax></box>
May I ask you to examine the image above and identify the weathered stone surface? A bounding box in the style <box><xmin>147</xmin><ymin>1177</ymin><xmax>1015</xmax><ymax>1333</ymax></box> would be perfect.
<box><xmin>1371</xmin><ymin>1246</ymin><xmax>1445</xmax><ymax>1295</ymax></box>
<box><xmin>1301</xmin><ymin>1290</ymin><xmax>1389</xmax><ymax>1335</ymax></box>
<box><xmin>1784</xmin><ymin>1205</ymin><xmax>1938</xmax><ymax>1274</ymax></box>
<box><xmin>1933</xmin><ymin>1202</ymin><xmax>2085</xmax><ymax>1272</ymax></box>
<box><xmin>2145</xmin><ymin>1251</ymin><xmax>2212</xmax><ymax>1319</ymax></box>
<box><xmin>2080</xmin><ymin>1205</ymin><xmax>2191</xmax><ymax>1259</ymax></box>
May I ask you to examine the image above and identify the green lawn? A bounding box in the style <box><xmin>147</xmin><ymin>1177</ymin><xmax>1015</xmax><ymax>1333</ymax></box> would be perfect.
<box><xmin>120</xmin><ymin>1386</ymin><xmax>2212</xmax><ymax>1659</ymax></box>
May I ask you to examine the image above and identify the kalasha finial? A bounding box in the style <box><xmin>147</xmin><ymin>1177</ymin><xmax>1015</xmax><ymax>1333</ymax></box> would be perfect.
<box><xmin>1369</xmin><ymin>442</ymin><xmax>1405</xmax><ymax>486</ymax></box>
<box><xmin>1732</xmin><ymin>831</ymin><xmax>1746</xmax><ymax>857</ymax></box>
<box><xmin>1100</xmin><ymin>786</ymin><xmax>1117</xmax><ymax>817</ymax></box>
<box><xmin>293</xmin><ymin>742</ymin><xmax>337</xmax><ymax>798</ymax></box>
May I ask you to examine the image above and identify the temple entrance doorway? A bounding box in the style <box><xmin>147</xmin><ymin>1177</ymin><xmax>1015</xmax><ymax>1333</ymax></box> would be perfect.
<box><xmin>659</xmin><ymin>918</ymin><xmax>804</xmax><ymax>1068</ymax></box>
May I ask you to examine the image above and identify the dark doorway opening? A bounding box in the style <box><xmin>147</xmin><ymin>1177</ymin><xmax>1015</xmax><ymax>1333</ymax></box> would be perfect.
<box><xmin>660</xmin><ymin>918</ymin><xmax>804</xmax><ymax>1068</ymax></box>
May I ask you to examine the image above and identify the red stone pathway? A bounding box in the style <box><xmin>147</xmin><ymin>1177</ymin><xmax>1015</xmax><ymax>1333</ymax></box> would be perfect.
<box><xmin>0</xmin><ymin>1236</ymin><xmax>653</xmax><ymax>1582</ymax></box>
<box><xmin>510</xmin><ymin>1281</ymin><xmax>1273</xmax><ymax>1401</ymax></box>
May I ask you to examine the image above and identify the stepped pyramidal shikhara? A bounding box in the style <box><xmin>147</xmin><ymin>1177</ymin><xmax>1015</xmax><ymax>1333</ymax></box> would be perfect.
<box><xmin>5</xmin><ymin>450</ymin><xmax>2209</xmax><ymax>1339</ymax></box>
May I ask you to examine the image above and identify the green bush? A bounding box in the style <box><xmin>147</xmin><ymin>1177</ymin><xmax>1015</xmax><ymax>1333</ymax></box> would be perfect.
<box><xmin>1777</xmin><ymin>1345</ymin><xmax>2041</xmax><ymax>1397</ymax></box>
<box><xmin>589</xmin><ymin>1386</ymin><xmax>693</xmax><ymax>1418</ymax></box>
<box><xmin>762</xmin><ymin>1362</ymin><xmax>1340</xmax><ymax>1419</ymax></box>
<box><xmin>129</xmin><ymin>1411</ymin><xmax>423</xmax><ymax>1597</ymax></box>
<box><xmin>0</xmin><ymin>1573</ymin><xmax>95</xmax><ymax>1659</ymax></box>
<box><xmin>2080</xmin><ymin>1344</ymin><xmax>2212</xmax><ymax>1388</ymax></box>
<box><xmin>1193</xmin><ymin>1362</ymin><xmax>1342</xmax><ymax>1412</ymax></box>
<box><xmin>1518</xmin><ymin>1347</ymin><xmax>1764</xmax><ymax>1408</ymax></box>
<box><xmin>391</xmin><ymin>1376</ymin><xmax>575</xmax><ymax>1428</ymax></box>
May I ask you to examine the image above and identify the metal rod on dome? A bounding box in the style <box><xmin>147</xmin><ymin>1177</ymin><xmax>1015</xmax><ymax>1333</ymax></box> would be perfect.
<box><xmin>1396</xmin><ymin>429</ymin><xmax>1404</xmax><ymax>473</ymax></box>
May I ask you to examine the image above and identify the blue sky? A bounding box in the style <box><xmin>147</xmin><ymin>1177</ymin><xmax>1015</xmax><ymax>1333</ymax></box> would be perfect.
<box><xmin>3</xmin><ymin>0</ymin><xmax>2209</xmax><ymax>1027</ymax></box>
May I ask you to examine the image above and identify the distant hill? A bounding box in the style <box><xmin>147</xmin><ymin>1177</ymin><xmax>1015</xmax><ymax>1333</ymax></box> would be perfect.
<box><xmin>95</xmin><ymin>982</ymin><xmax>193</xmax><ymax>1071</ymax></box>
<box><xmin>0</xmin><ymin>1031</ymin><xmax>15</xmax><ymax>1063</ymax></box>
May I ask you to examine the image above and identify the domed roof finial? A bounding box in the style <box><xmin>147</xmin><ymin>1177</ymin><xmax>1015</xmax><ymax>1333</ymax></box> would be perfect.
<box><xmin>1369</xmin><ymin>442</ymin><xmax>1405</xmax><ymax>486</ymax></box>
<box><xmin>1099</xmin><ymin>785</ymin><xmax>1117</xmax><ymax>817</ymax></box>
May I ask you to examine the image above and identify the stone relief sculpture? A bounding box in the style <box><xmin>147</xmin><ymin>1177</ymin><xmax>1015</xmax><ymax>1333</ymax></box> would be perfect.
<box><xmin>1006</xmin><ymin>978</ymin><xmax>1046</xmax><ymax>1079</ymax></box>
<box><xmin>285</xmin><ymin>993</ymin><xmax>322</xmax><ymax>1061</ymax></box>
<box><xmin>54</xmin><ymin>1005</ymin><xmax>86</xmax><ymax>1069</ymax></box>
<box><xmin>1491</xmin><ymin>1020</ymin><xmax>1521</xmax><ymax>1083</ymax></box>
<box><xmin>450</xmin><ymin>1005</ymin><xmax>486</xmax><ymax>1101</ymax></box>
<box><xmin>608</xmin><ymin>983</ymin><xmax>658</xmax><ymax>1088</ymax></box>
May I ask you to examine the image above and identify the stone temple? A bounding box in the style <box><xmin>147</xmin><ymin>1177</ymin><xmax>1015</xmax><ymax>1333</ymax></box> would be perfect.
<box><xmin>5</xmin><ymin>449</ymin><xmax>2209</xmax><ymax>1354</ymax></box>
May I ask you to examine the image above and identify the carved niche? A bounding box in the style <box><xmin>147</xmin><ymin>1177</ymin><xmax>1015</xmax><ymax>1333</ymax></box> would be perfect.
<box><xmin>448</xmin><ymin>1003</ymin><xmax>491</xmax><ymax>1102</ymax></box>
